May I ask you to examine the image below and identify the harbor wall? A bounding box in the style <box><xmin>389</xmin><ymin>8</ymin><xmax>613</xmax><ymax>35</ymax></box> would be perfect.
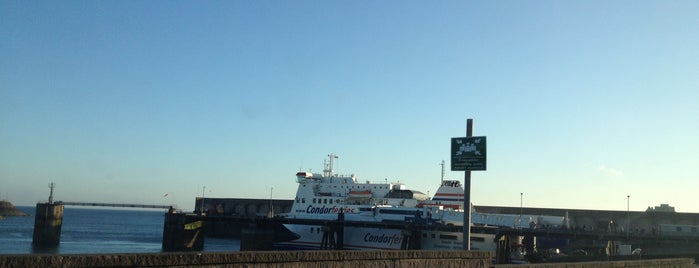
<box><xmin>1</xmin><ymin>251</ymin><xmax>694</xmax><ymax>268</ymax></box>
<box><xmin>493</xmin><ymin>258</ymin><xmax>694</xmax><ymax>268</ymax></box>
<box><xmin>0</xmin><ymin>250</ymin><xmax>492</xmax><ymax>268</ymax></box>
<box><xmin>195</xmin><ymin>198</ymin><xmax>699</xmax><ymax>233</ymax></box>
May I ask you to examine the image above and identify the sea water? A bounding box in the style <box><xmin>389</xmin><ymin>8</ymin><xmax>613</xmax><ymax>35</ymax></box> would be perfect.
<box><xmin>0</xmin><ymin>206</ymin><xmax>239</xmax><ymax>254</ymax></box>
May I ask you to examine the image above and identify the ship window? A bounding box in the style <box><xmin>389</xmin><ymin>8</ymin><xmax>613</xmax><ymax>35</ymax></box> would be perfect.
<box><xmin>313</xmin><ymin>198</ymin><xmax>316</xmax><ymax>204</ymax></box>
<box><xmin>329</xmin><ymin>199</ymin><xmax>333</xmax><ymax>204</ymax></box>
<box><xmin>439</xmin><ymin>234</ymin><xmax>457</xmax><ymax>240</ymax></box>
<box><xmin>310</xmin><ymin>227</ymin><xmax>313</xmax><ymax>233</ymax></box>
<box><xmin>471</xmin><ymin>237</ymin><xmax>485</xmax><ymax>242</ymax></box>
<box><xmin>431</xmin><ymin>234</ymin><xmax>436</xmax><ymax>238</ymax></box>
<box><xmin>302</xmin><ymin>198</ymin><xmax>306</xmax><ymax>203</ymax></box>
<box><xmin>677</xmin><ymin>227</ymin><xmax>683</xmax><ymax>232</ymax></box>
<box><xmin>693</xmin><ymin>227</ymin><xmax>698</xmax><ymax>233</ymax></box>
<box><xmin>323</xmin><ymin>199</ymin><xmax>327</xmax><ymax>204</ymax></box>
<box><xmin>422</xmin><ymin>233</ymin><xmax>427</xmax><ymax>238</ymax></box>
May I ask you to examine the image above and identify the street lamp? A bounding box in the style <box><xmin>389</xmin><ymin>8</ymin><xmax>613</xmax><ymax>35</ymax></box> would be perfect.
<box><xmin>519</xmin><ymin>193</ymin><xmax>523</xmax><ymax>227</ymax></box>
<box><xmin>269</xmin><ymin>187</ymin><xmax>274</xmax><ymax>218</ymax></box>
<box><xmin>627</xmin><ymin>195</ymin><xmax>630</xmax><ymax>239</ymax></box>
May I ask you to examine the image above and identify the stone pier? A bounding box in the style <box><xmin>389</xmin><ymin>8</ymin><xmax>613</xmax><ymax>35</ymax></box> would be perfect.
<box><xmin>32</xmin><ymin>202</ymin><xmax>64</xmax><ymax>248</ymax></box>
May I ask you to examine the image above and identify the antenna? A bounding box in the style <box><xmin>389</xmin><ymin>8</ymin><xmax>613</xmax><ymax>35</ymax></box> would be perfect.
<box><xmin>48</xmin><ymin>182</ymin><xmax>56</xmax><ymax>204</ymax></box>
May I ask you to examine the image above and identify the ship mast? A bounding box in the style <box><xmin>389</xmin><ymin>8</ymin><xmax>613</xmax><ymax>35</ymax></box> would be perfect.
<box><xmin>323</xmin><ymin>153</ymin><xmax>339</xmax><ymax>177</ymax></box>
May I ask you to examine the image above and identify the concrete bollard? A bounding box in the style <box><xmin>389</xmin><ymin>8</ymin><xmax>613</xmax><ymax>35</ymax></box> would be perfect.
<box><xmin>32</xmin><ymin>203</ymin><xmax>64</xmax><ymax>248</ymax></box>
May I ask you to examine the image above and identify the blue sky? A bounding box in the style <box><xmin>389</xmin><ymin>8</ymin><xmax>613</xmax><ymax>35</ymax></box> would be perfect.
<box><xmin>1</xmin><ymin>1</ymin><xmax>698</xmax><ymax>212</ymax></box>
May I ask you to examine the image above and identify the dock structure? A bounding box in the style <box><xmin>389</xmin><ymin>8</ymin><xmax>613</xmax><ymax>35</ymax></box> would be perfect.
<box><xmin>177</xmin><ymin>212</ymin><xmax>699</xmax><ymax>245</ymax></box>
<box><xmin>495</xmin><ymin>228</ymin><xmax>699</xmax><ymax>263</ymax></box>
<box><xmin>32</xmin><ymin>202</ymin><xmax>64</xmax><ymax>247</ymax></box>
<box><xmin>31</xmin><ymin>182</ymin><xmax>172</xmax><ymax>248</ymax></box>
<box><xmin>162</xmin><ymin>212</ymin><xmax>446</xmax><ymax>252</ymax></box>
<box><xmin>195</xmin><ymin>197</ymin><xmax>699</xmax><ymax>232</ymax></box>
<box><xmin>60</xmin><ymin>202</ymin><xmax>171</xmax><ymax>209</ymax></box>
<box><xmin>32</xmin><ymin>182</ymin><xmax>64</xmax><ymax>248</ymax></box>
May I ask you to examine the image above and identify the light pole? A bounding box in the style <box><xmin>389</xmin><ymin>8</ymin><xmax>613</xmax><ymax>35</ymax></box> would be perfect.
<box><xmin>519</xmin><ymin>192</ymin><xmax>523</xmax><ymax>227</ymax></box>
<box><xmin>200</xmin><ymin>185</ymin><xmax>206</xmax><ymax>215</ymax></box>
<box><xmin>627</xmin><ymin>195</ymin><xmax>630</xmax><ymax>239</ymax></box>
<box><xmin>269</xmin><ymin>187</ymin><xmax>274</xmax><ymax>218</ymax></box>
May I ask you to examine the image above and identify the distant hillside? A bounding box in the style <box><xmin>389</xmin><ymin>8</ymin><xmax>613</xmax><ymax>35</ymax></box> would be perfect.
<box><xmin>0</xmin><ymin>200</ymin><xmax>28</xmax><ymax>217</ymax></box>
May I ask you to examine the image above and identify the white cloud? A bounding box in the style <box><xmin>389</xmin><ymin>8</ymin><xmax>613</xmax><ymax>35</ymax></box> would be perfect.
<box><xmin>597</xmin><ymin>165</ymin><xmax>623</xmax><ymax>176</ymax></box>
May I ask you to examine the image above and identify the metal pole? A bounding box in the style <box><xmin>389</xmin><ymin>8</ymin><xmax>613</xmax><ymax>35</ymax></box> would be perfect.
<box><xmin>269</xmin><ymin>187</ymin><xmax>274</xmax><ymax>218</ymax></box>
<box><xmin>627</xmin><ymin>195</ymin><xmax>630</xmax><ymax>239</ymax></box>
<box><xmin>463</xmin><ymin>118</ymin><xmax>473</xmax><ymax>250</ymax></box>
<box><xmin>520</xmin><ymin>192</ymin><xmax>523</xmax><ymax>228</ymax></box>
<box><xmin>200</xmin><ymin>185</ymin><xmax>206</xmax><ymax>215</ymax></box>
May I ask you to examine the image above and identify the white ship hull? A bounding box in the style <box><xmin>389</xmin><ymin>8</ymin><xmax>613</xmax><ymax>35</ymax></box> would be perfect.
<box><xmin>276</xmin><ymin>223</ymin><xmax>497</xmax><ymax>251</ymax></box>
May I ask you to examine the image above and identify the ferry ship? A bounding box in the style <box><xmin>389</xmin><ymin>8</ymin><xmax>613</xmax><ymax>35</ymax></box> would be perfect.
<box><xmin>276</xmin><ymin>154</ymin><xmax>564</xmax><ymax>251</ymax></box>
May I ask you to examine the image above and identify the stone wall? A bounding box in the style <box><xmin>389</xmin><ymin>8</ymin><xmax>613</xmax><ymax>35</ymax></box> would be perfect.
<box><xmin>2</xmin><ymin>251</ymin><xmax>694</xmax><ymax>268</ymax></box>
<box><xmin>0</xmin><ymin>250</ymin><xmax>492</xmax><ymax>268</ymax></box>
<box><xmin>493</xmin><ymin>258</ymin><xmax>694</xmax><ymax>268</ymax></box>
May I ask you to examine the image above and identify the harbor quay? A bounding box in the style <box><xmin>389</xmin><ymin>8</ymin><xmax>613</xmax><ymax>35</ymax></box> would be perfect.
<box><xmin>195</xmin><ymin>197</ymin><xmax>699</xmax><ymax>236</ymax></box>
<box><xmin>192</xmin><ymin>197</ymin><xmax>699</xmax><ymax>262</ymax></box>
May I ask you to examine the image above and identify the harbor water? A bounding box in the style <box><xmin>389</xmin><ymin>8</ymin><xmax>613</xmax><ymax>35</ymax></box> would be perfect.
<box><xmin>0</xmin><ymin>206</ymin><xmax>240</xmax><ymax>254</ymax></box>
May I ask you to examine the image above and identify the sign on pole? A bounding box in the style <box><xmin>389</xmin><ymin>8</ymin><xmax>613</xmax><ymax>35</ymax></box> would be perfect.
<box><xmin>451</xmin><ymin>136</ymin><xmax>487</xmax><ymax>171</ymax></box>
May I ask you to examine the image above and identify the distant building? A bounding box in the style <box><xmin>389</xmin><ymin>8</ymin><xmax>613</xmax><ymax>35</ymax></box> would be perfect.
<box><xmin>646</xmin><ymin>203</ymin><xmax>676</xmax><ymax>213</ymax></box>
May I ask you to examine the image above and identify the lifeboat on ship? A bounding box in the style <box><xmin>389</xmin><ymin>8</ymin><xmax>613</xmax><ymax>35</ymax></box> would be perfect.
<box><xmin>348</xmin><ymin>190</ymin><xmax>372</xmax><ymax>198</ymax></box>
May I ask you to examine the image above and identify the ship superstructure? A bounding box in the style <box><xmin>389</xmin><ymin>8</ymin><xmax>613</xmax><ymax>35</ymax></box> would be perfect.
<box><xmin>288</xmin><ymin>154</ymin><xmax>427</xmax><ymax>219</ymax></box>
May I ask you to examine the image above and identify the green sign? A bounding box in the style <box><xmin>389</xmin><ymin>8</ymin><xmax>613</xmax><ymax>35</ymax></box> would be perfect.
<box><xmin>451</xmin><ymin>136</ymin><xmax>487</xmax><ymax>171</ymax></box>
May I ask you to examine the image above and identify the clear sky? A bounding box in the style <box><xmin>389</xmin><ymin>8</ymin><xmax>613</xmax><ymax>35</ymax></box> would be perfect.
<box><xmin>1</xmin><ymin>1</ymin><xmax>698</xmax><ymax>212</ymax></box>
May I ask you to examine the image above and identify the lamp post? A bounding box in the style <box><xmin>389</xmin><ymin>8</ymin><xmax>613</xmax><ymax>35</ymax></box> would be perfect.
<box><xmin>200</xmin><ymin>185</ymin><xmax>206</xmax><ymax>215</ymax></box>
<box><xmin>626</xmin><ymin>195</ymin><xmax>630</xmax><ymax>239</ymax></box>
<box><xmin>269</xmin><ymin>187</ymin><xmax>274</xmax><ymax>218</ymax></box>
<box><xmin>519</xmin><ymin>192</ymin><xmax>523</xmax><ymax>228</ymax></box>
